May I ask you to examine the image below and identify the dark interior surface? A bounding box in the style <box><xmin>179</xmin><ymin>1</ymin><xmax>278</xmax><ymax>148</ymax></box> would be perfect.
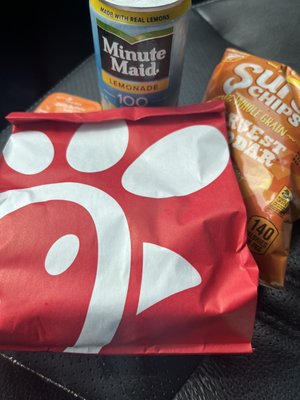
<box><xmin>0</xmin><ymin>0</ymin><xmax>94</xmax><ymax>130</ymax></box>
<box><xmin>0</xmin><ymin>0</ymin><xmax>204</xmax><ymax>131</ymax></box>
<box><xmin>1</xmin><ymin>1</ymin><xmax>300</xmax><ymax>399</ymax></box>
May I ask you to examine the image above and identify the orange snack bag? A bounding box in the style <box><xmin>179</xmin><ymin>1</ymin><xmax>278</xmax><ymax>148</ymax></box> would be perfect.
<box><xmin>204</xmin><ymin>48</ymin><xmax>300</xmax><ymax>287</ymax></box>
<box><xmin>35</xmin><ymin>93</ymin><xmax>102</xmax><ymax>113</ymax></box>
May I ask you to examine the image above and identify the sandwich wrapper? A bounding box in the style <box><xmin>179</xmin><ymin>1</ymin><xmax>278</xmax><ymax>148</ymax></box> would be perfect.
<box><xmin>0</xmin><ymin>101</ymin><xmax>258</xmax><ymax>354</ymax></box>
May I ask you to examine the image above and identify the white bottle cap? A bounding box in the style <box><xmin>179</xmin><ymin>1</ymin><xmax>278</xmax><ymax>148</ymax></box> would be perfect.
<box><xmin>103</xmin><ymin>0</ymin><xmax>182</xmax><ymax>9</ymax></box>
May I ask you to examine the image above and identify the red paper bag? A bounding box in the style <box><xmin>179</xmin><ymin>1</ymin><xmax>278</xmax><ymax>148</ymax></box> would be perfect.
<box><xmin>0</xmin><ymin>101</ymin><xmax>258</xmax><ymax>354</ymax></box>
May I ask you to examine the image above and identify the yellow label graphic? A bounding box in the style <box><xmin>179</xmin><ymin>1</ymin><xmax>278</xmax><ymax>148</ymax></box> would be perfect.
<box><xmin>267</xmin><ymin>186</ymin><xmax>292</xmax><ymax>216</ymax></box>
<box><xmin>90</xmin><ymin>0</ymin><xmax>191</xmax><ymax>25</ymax></box>
<box><xmin>102</xmin><ymin>70</ymin><xmax>169</xmax><ymax>94</ymax></box>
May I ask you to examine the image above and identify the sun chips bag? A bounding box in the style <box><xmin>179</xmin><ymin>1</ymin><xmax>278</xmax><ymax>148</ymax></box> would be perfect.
<box><xmin>0</xmin><ymin>102</ymin><xmax>258</xmax><ymax>354</ymax></box>
<box><xmin>204</xmin><ymin>49</ymin><xmax>300</xmax><ymax>288</ymax></box>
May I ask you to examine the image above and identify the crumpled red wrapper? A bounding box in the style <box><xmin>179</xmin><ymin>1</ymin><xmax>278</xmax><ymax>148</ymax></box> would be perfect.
<box><xmin>0</xmin><ymin>101</ymin><xmax>258</xmax><ymax>354</ymax></box>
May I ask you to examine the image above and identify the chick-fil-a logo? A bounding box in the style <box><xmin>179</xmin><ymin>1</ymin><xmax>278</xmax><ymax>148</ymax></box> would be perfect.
<box><xmin>0</xmin><ymin>119</ymin><xmax>229</xmax><ymax>353</ymax></box>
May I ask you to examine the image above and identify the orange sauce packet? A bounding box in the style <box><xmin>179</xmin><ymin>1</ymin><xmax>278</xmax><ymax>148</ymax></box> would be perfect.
<box><xmin>35</xmin><ymin>93</ymin><xmax>102</xmax><ymax>113</ymax></box>
<box><xmin>204</xmin><ymin>48</ymin><xmax>300</xmax><ymax>287</ymax></box>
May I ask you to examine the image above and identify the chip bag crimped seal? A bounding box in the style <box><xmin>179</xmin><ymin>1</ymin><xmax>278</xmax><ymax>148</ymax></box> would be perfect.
<box><xmin>0</xmin><ymin>102</ymin><xmax>258</xmax><ymax>354</ymax></box>
<box><xmin>204</xmin><ymin>48</ymin><xmax>300</xmax><ymax>287</ymax></box>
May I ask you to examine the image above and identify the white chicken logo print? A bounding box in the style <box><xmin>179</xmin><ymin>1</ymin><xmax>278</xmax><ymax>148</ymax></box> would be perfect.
<box><xmin>0</xmin><ymin>115</ymin><xmax>229</xmax><ymax>354</ymax></box>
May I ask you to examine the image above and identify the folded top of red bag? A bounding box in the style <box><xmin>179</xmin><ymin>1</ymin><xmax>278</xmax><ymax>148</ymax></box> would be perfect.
<box><xmin>0</xmin><ymin>101</ymin><xmax>258</xmax><ymax>354</ymax></box>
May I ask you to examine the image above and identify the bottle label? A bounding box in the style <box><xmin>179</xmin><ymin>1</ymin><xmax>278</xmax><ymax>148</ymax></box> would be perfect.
<box><xmin>98</xmin><ymin>20</ymin><xmax>173</xmax><ymax>94</ymax></box>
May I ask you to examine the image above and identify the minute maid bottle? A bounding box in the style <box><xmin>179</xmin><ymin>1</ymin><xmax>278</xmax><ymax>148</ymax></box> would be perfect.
<box><xmin>89</xmin><ymin>0</ymin><xmax>191</xmax><ymax>108</ymax></box>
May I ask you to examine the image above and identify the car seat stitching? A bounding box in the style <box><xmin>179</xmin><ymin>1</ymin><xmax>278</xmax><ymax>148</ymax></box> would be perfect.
<box><xmin>0</xmin><ymin>353</ymin><xmax>88</xmax><ymax>400</ymax></box>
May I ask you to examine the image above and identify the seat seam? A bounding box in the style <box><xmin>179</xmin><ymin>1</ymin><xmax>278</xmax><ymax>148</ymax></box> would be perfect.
<box><xmin>0</xmin><ymin>353</ymin><xmax>88</xmax><ymax>400</ymax></box>
<box><xmin>191</xmin><ymin>6</ymin><xmax>241</xmax><ymax>51</ymax></box>
<box><xmin>195</xmin><ymin>0</ymin><xmax>225</xmax><ymax>8</ymax></box>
